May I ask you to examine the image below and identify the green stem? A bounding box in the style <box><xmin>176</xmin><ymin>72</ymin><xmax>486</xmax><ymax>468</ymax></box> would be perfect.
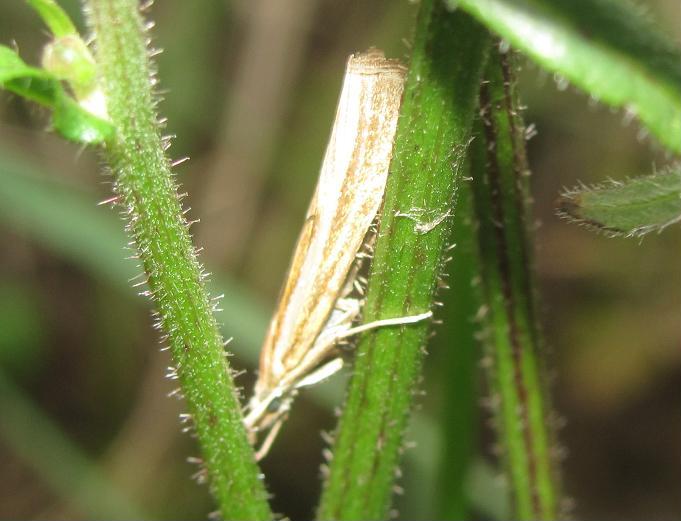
<box><xmin>83</xmin><ymin>1</ymin><xmax>271</xmax><ymax>519</ymax></box>
<box><xmin>316</xmin><ymin>3</ymin><xmax>490</xmax><ymax>519</ymax></box>
<box><xmin>470</xmin><ymin>47</ymin><xmax>560</xmax><ymax>519</ymax></box>
<box><xmin>433</xmin><ymin>181</ymin><xmax>480</xmax><ymax>520</ymax></box>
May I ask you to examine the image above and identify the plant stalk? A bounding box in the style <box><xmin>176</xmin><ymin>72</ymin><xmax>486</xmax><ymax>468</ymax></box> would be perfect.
<box><xmin>470</xmin><ymin>47</ymin><xmax>561</xmax><ymax>519</ymax></box>
<box><xmin>84</xmin><ymin>1</ymin><xmax>272</xmax><ymax>519</ymax></box>
<box><xmin>316</xmin><ymin>2</ymin><xmax>490</xmax><ymax>519</ymax></box>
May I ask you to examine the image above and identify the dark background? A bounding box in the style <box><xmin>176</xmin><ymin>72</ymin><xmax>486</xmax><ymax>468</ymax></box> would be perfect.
<box><xmin>0</xmin><ymin>1</ymin><xmax>679</xmax><ymax>519</ymax></box>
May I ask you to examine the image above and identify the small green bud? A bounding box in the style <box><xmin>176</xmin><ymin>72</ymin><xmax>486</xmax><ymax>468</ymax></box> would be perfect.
<box><xmin>41</xmin><ymin>35</ymin><xmax>96</xmax><ymax>96</ymax></box>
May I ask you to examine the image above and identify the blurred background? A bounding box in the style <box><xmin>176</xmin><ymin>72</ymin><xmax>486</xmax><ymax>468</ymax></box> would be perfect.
<box><xmin>0</xmin><ymin>1</ymin><xmax>679</xmax><ymax>519</ymax></box>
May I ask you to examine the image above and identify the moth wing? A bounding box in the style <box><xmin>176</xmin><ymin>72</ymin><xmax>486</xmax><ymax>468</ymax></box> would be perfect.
<box><xmin>255</xmin><ymin>52</ymin><xmax>406</xmax><ymax>396</ymax></box>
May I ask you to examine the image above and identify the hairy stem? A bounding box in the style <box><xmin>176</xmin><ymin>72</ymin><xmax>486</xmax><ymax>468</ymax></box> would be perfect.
<box><xmin>470</xmin><ymin>47</ymin><xmax>561</xmax><ymax>519</ymax></box>
<box><xmin>84</xmin><ymin>1</ymin><xmax>271</xmax><ymax>518</ymax></box>
<box><xmin>316</xmin><ymin>2</ymin><xmax>490</xmax><ymax>519</ymax></box>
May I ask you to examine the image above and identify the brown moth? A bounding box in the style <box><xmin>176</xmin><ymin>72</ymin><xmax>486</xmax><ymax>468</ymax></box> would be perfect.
<box><xmin>244</xmin><ymin>50</ymin><xmax>431</xmax><ymax>459</ymax></box>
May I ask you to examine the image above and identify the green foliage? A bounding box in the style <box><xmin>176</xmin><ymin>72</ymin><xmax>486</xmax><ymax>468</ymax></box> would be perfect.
<box><xmin>0</xmin><ymin>46</ymin><xmax>56</xmax><ymax>104</ymax></box>
<box><xmin>28</xmin><ymin>0</ymin><xmax>98</xmax><ymax>94</ymax></box>
<box><xmin>0</xmin><ymin>146</ymin><xmax>135</xmax><ymax>285</ymax></box>
<box><xmin>0</xmin><ymin>145</ymin><xmax>507</xmax><ymax>518</ymax></box>
<box><xmin>454</xmin><ymin>0</ymin><xmax>681</xmax><ymax>239</ymax></box>
<box><xmin>454</xmin><ymin>0</ymin><xmax>681</xmax><ymax>154</ymax></box>
<box><xmin>1</xmin><ymin>0</ymin><xmax>678</xmax><ymax>518</ymax></box>
<box><xmin>558</xmin><ymin>165</ymin><xmax>681</xmax><ymax>237</ymax></box>
<box><xmin>26</xmin><ymin>0</ymin><xmax>78</xmax><ymax>37</ymax></box>
<box><xmin>0</xmin><ymin>41</ymin><xmax>111</xmax><ymax>143</ymax></box>
<box><xmin>42</xmin><ymin>35</ymin><xmax>98</xmax><ymax>94</ymax></box>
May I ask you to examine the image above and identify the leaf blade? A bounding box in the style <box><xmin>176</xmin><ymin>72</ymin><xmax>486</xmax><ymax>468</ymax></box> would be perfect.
<box><xmin>0</xmin><ymin>45</ymin><xmax>113</xmax><ymax>143</ymax></box>
<box><xmin>454</xmin><ymin>0</ymin><xmax>681</xmax><ymax>154</ymax></box>
<box><xmin>26</xmin><ymin>0</ymin><xmax>78</xmax><ymax>37</ymax></box>
<box><xmin>557</xmin><ymin>166</ymin><xmax>681</xmax><ymax>237</ymax></box>
<box><xmin>0</xmin><ymin>45</ymin><xmax>58</xmax><ymax>105</ymax></box>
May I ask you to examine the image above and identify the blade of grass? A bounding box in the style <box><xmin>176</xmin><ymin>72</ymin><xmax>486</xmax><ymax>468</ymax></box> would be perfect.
<box><xmin>0</xmin><ymin>370</ymin><xmax>146</xmax><ymax>519</ymax></box>
<box><xmin>0</xmin><ymin>145</ymin><xmax>268</xmax><ymax>350</ymax></box>
<box><xmin>470</xmin><ymin>47</ymin><xmax>561</xmax><ymax>519</ymax></box>
<box><xmin>0</xmin><ymin>148</ymin><xmax>136</xmax><ymax>285</ymax></box>
<box><xmin>453</xmin><ymin>0</ymin><xmax>681</xmax><ymax>154</ymax></box>
<box><xmin>433</xmin><ymin>182</ymin><xmax>482</xmax><ymax>520</ymax></box>
<box><xmin>83</xmin><ymin>1</ymin><xmax>271</xmax><ymax>518</ymax></box>
<box><xmin>316</xmin><ymin>2</ymin><xmax>490</xmax><ymax>519</ymax></box>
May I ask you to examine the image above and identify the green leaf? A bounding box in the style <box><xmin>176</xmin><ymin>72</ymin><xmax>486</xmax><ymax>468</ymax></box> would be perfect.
<box><xmin>27</xmin><ymin>0</ymin><xmax>99</xmax><ymax>98</ymax></box>
<box><xmin>26</xmin><ymin>0</ymin><xmax>78</xmax><ymax>37</ymax></box>
<box><xmin>557</xmin><ymin>165</ymin><xmax>681</xmax><ymax>237</ymax></box>
<box><xmin>52</xmin><ymin>88</ymin><xmax>114</xmax><ymax>143</ymax></box>
<box><xmin>0</xmin><ymin>46</ymin><xmax>58</xmax><ymax>105</ymax></box>
<box><xmin>0</xmin><ymin>45</ymin><xmax>113</xmax><ymax>144</ymax></box>
<box><xmin>453</xmin><ymin>0</ymin><xmax>681</xmax><ymax>154</ymax></box>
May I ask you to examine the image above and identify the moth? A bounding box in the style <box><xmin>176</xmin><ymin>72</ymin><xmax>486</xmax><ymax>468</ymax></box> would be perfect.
<box><xmin>244</xmin><ymin>50</ymin><xmax>432</xmax><ymax>460</ymax></box>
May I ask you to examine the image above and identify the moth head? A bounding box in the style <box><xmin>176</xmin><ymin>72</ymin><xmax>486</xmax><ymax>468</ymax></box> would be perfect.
<box><xmin>266</xmin><ymin>395</ymin><xmax>284</xmax><ymax>413</ymax></box>
<box><xmin>243</xmin><ymin>387</ymin><xmax>296</xmax><ymax>460</ymax></box>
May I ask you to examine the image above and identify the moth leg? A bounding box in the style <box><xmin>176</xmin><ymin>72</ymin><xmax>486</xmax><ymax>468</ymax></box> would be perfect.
<box><xmin>243</xmin><ymin>385</ymin><xmax>291</xmax><ymax>432</ymax></box>
<box><xmin>295</xmin><ymin>357</ymin><xmax>344</xmax><ymax>389</ymax></box>
<box><xmin>252</xmin><ymin>360</ymin><xmax>343</xmax><ymax>459</ymax></box>
<box><xmin>337</xmin><ymin>310</ymin><xmax>433</xmax><ymax>340</ymax></box>
<box><xmin>253</xmin><ymin>417</ymin><xmax>284</xmax><ymax>461</ymax></box>
<box><xmin>244</xmin><ymin>388</ymin><xmax>294</xmax><ymax>459</ymax></box>
<box><xmin>339</xmin><ymin>260</ymin><xmax>362</xmax><ymax>298</ymax></box>
<box><xmin>329</xmin><ymin>297</ymin><xmax>361</xmax><ymax>322</ymax></box>
<box><xmin>309</xmin><ymin>298</ymin><xmax>360</xmax><ymax>354</ymax></box>
<box><xmin>243</xmin><ymin>392</ymin><xmax>276</xmax><ymax>432</ymax></box>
